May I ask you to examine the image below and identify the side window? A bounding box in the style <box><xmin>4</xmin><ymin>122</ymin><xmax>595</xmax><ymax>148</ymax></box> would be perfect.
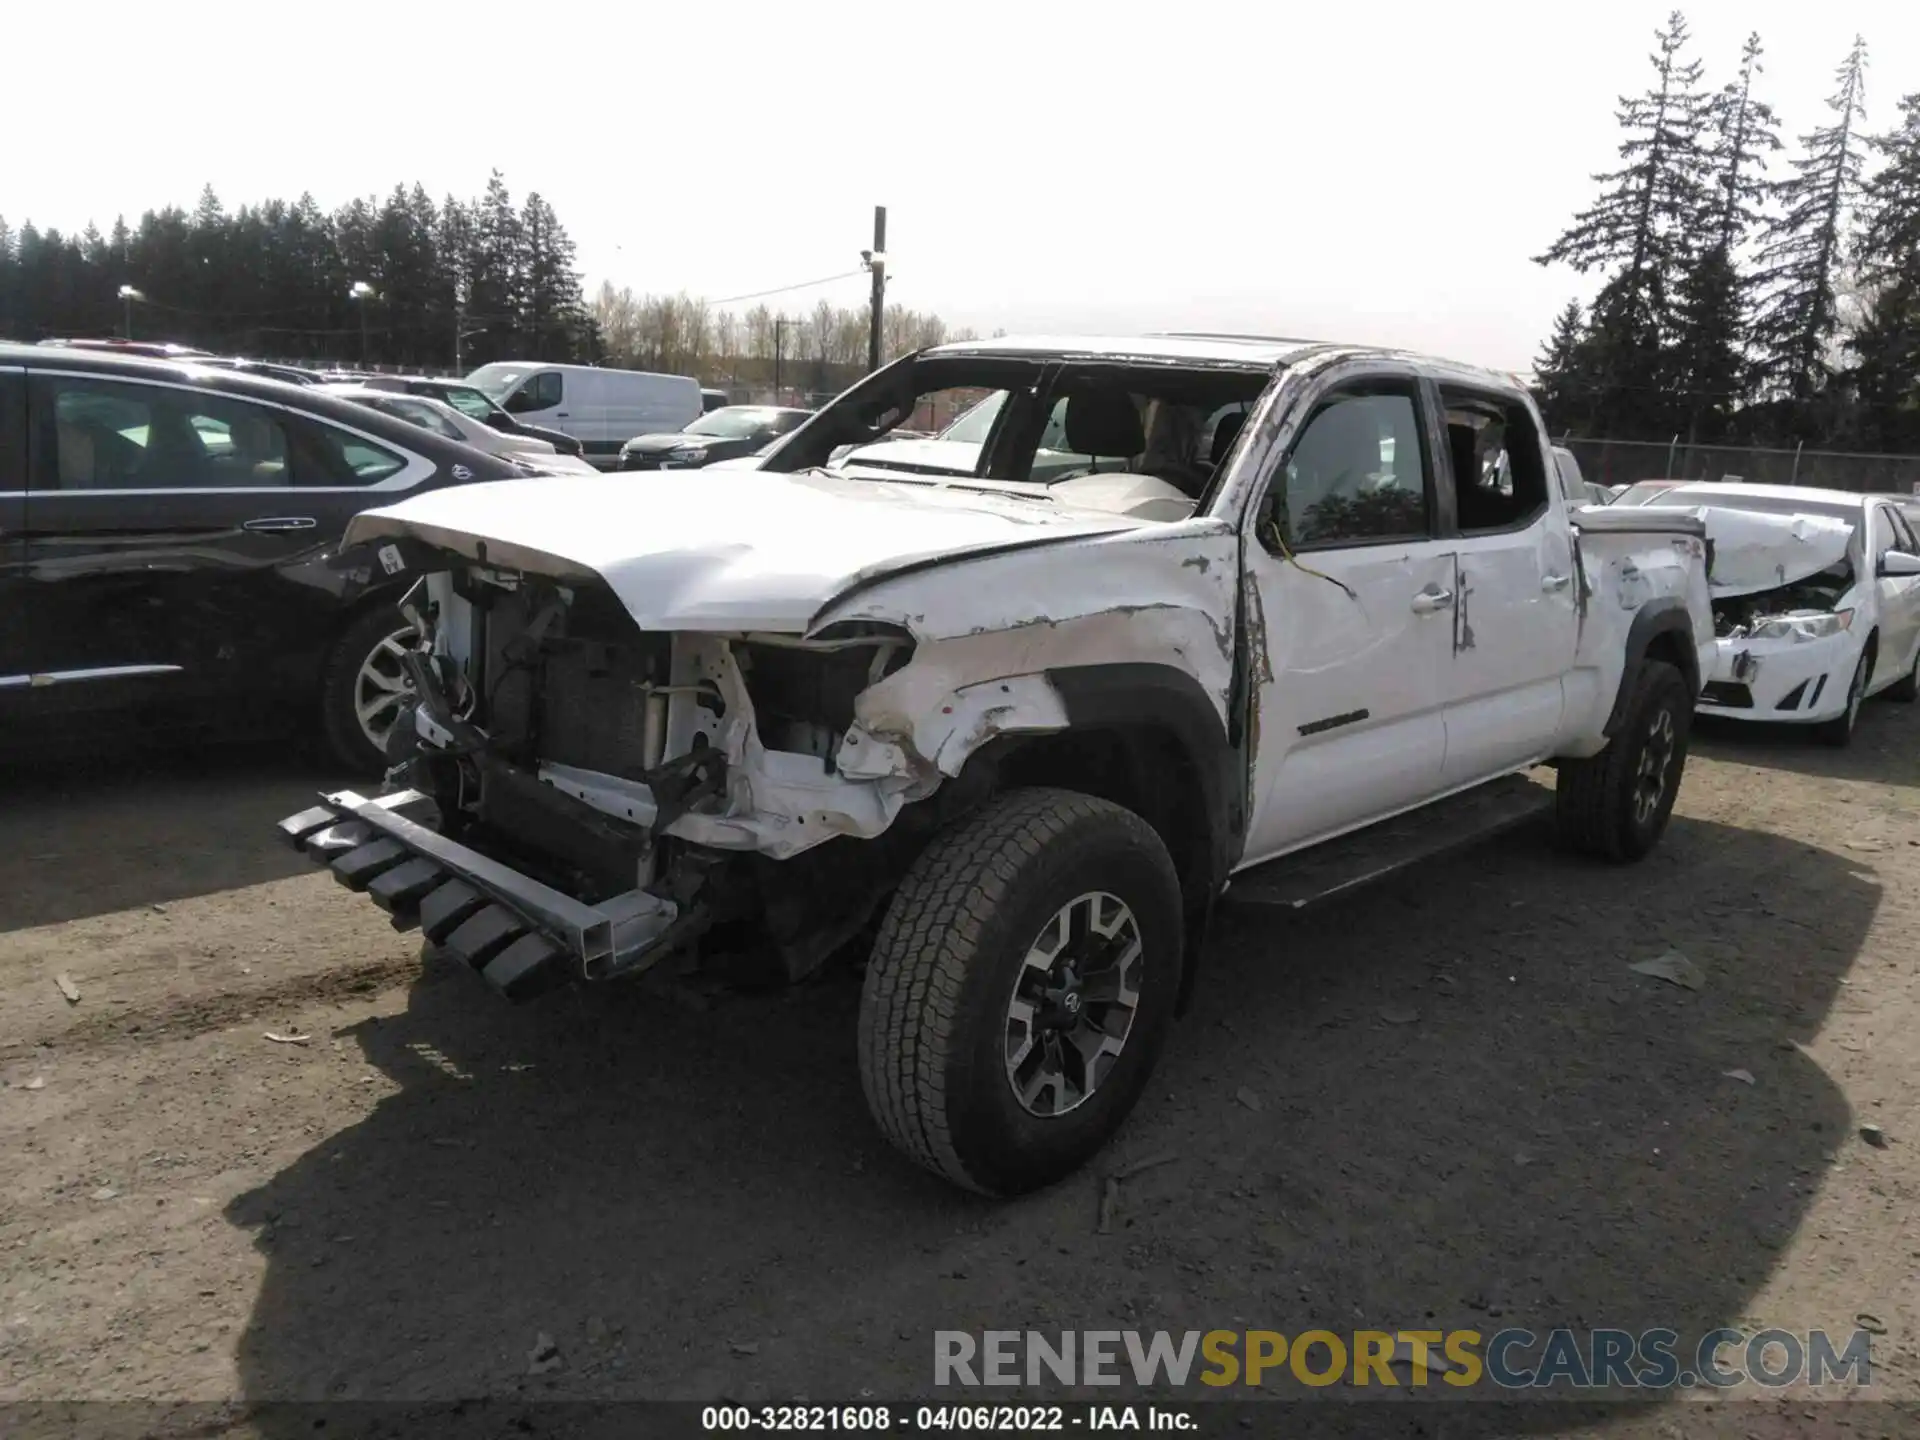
<box><xmin>1263</xmin><ymin>389</ymin><xmax>1430</xmax><ymax>550</ymax></box>
<box><xmin>389</xmin><ymin>399</ymin><xmax>464</xmax><ymax>442</ymax></box>
<box><xmin>291</xmin><ymin>419</ymin><xmax>410</xmax><ymax>487</ymax></box>
<box><xmin>0</xmin><ymin>375</ymin><xmax>23</xmax><ymax>491</ymax></box>
<box><xmin>532</xmin><ymin>372</ymin><xmax>564</xmax><ymax>408</ymax></box>
<box><xmin>33</xmin><ymin>376</ymin><xmax>291</xmax><ymax>490</ymax></box>
<box><xmin>1442</xmin><ymin>391</ymin><xmax>1550</xmax><ymax>534</ymax></box>
<box><xmin>1881</xmin><ymin>503</ymin><xmax>1912</xmax><ymax>556</ymax></box>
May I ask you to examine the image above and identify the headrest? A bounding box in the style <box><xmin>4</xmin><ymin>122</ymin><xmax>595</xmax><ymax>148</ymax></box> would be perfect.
<box><xmin>1062</xmin><ymin>390</ymin><xmax>1144</xmax><ymax>458</ymax></box>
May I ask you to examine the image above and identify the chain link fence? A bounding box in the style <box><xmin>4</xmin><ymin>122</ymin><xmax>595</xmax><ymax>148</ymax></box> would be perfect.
<box><xmin>1561</xmin><ymin>436</ymin><xmax>1920</xmax><ymax>495</ymax></box>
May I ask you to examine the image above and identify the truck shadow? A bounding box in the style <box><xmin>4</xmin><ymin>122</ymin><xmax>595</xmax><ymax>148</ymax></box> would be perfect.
<box><xmin>0</xmin><ymin>741</ymin><xmax>356</xmax><ymax>934</ymax></box>
<box><xmin>225</xmin><ymin>814</ymin><xmax>1876</xmax><ymax>1421</ymax></box>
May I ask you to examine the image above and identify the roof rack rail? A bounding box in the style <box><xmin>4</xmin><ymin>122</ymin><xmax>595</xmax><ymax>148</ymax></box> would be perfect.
<box><xmin>1146</xmin><ymin>330</ymin><xmax>1328</xmax><ymax>346</ymax></box>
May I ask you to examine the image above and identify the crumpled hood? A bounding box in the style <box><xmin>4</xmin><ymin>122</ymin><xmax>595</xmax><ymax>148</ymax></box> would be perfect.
<box><xmin>1687</xmin><ymin>506</ymin><xmax>1856</xmax><ymax>597</ymax></box>
<box><xmin>344</xmin><ymin>469</ymin><xmax>1142</xmax><ymax>632</ymax></box>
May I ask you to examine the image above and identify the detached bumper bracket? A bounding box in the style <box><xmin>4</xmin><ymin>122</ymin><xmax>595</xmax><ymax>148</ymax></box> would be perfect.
<box><xmin>275</xmin><ymin>788</ymin><xmax>683</xmax><ymax>1002</ymax></box>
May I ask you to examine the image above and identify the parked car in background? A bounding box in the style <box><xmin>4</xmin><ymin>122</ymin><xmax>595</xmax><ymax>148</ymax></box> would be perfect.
<box><xmin>700</xmin><ymin>388</ymin><xmax>731</xmax><ymax>413</ymax></box>
<box><xmin>465</xmin><ymin>362</ymin><xmax>701</xmax><ymax>469</ymax></box>
<box><xmin>37</xmin><ymin>338</ymin><xmax>213</xmax><ymax>360</ymax></box>
<box><xmin>1613</xmin><ymin>479</ymin><xmax>1694</xmax><ymax>506</ymax></box>
<box><xmin>1640</xmin><ymin>483</ymin><xmax>1920</xmax><ymax>746</ymax></box>
<box><xmin>323</xmin><ymin>386</ymin><xmax>597</xmax><ymax>472</ymax></box>
<box><xmin>1552</xmin><ymin>445</ymin><xmax>1612</xmax><ymax>506</ymax></box>
<box><xmin>276</xmin><ymin>332</ymin><xmax>1714</xmax><ymax>1196</ymax></box>
<box><xmin>354</xmin><ymin>374</ymin><xmax>585</xmax><ymax>457</ymax></box>
<box><xmin>0</xmin><ymin>343</ymin><xmax>555</xmax><ymax>771</ymax></box>
<box><xmin>186</xmin><ymin>356</ymin><xmax>330</xmax><ymax>386</ymax></box>
<box><xmin>617</xmin><ymin>405</ymin><xmax>813</xmax><ymax>470</ymax></box>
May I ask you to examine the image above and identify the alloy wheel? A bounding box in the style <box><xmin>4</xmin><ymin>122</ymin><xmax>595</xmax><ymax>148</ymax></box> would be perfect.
<box><xmin>1004</xmin><ymin>891</ymin><xmax>1144</xmax><ymax>1118</ymax></box>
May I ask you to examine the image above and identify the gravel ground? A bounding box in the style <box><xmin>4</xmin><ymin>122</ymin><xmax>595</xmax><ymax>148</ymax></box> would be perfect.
<box><xmin>2</xmin><ymin>710</ymin><xmax>1918</xmax><ymax>1438</ymax></box>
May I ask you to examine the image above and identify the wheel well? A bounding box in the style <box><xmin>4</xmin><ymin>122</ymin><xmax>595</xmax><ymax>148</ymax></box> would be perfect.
<box><xmin>991</xmin><ymin>725</ymin><xmax>1215</xmax><ymax>908</ymax></box>
<box><xmin>1641</xmin><ymin>627</ymin><xmax>1696</xmax><ymax>696</ymax></box>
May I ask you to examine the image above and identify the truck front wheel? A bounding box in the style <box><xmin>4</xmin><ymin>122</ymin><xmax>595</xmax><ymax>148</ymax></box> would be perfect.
<box><xmin>857</xmin><ymin>788</ymin><xmax>1183</xmax><ymax>1196</ymax></box>
<box><xmin>1555</xmin><ymin>658</ymin><xmax>1691</xmax><ymax>862</ymax></box>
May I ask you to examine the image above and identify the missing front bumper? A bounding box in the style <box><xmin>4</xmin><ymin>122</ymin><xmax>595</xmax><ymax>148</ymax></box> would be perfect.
<box><xmin>277</xmin><ymin>789</ymin><xmax>684</xmax><ymax>1001</ymax></box>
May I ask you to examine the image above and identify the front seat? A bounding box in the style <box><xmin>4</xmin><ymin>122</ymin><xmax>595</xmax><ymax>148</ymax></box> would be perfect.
<box><xmin>1060</xmin><ymin>389</ymin><xmax>1144</xmax><ymax>470</ymax></box>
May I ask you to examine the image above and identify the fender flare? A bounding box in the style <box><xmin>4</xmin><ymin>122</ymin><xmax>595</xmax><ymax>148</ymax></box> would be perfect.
<box><xmin>1604</xmin><ymin>599</ymin><xmax>1702</xmax><ymax>737</ymax></box>
<box><xmin>1042</xmin><ymin>663</ymin><xmax>1243</xmax><ymax>1015</ymax></box>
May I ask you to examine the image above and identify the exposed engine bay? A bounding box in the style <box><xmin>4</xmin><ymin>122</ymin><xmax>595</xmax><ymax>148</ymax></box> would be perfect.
<box><xmin>381</xmin><ymin>559</ymin><xmax>1007</xmax><ymax>986</ymax></box>
<box><xmin>1710</xmin><ymin>560</ymin><xmax>1853</xmax><ymax>639</ymax></box>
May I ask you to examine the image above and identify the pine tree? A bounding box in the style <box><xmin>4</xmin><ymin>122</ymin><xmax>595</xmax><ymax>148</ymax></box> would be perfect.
<box><xmin>1752</xmin><ymin>35</ymin><xmax>1869</xmax><ymax>405</ymax></box>
<box><xmin>1670</xmin><ymin>33</ymin><xmax>1783</xmax><ymax>439</ymax></box>
<box><xmin>1848</xmin><ymin>90</ymin><xmax>1920</xmax><ymax>448</ymax></box>
<box><xmin>520</xmin><ymin>192</ymin><xmax>580</xmax><ymax>361</ymax></box>
<box><xmin>465</xmin><ymin>171</ymin><xmax>523</xmax><ymax>362</ymax></box>
<box><xmin>1531</xmin><ymin>299</ymin><xmax>1589</xmax><ymax>427</ymax></box>
<box><xmin>1535</xmin><ymin>10</ymin><xmax>1710</xmax><ymax>435</ymax></box>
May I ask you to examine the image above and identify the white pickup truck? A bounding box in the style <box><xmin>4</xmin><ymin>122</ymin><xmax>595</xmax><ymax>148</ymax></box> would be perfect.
<box><xmin>277</xmin><ymin>334</ymin><xmax>1716</xmax><ymax>1196</ymax></box>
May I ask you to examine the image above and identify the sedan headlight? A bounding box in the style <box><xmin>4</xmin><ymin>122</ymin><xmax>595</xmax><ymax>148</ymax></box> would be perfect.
<box><xmin>1750</xmin><ymin>609</ymin><xmax>1853</xmax><ymax>642</ymax></box>
<box><xmin>669</xmin><ymin>446</ymin><xmax>707</xmax><ymax>461</ymax></box>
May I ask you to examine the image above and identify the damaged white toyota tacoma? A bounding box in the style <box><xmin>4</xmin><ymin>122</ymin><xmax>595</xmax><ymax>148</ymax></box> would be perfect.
<box><xmin>277</xmin><ymin>335</ymin><xmax>1717</xmax><ymax>1195</ymax></box>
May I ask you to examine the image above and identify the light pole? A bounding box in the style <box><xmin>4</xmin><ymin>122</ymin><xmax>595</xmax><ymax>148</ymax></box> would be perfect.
<box><xmin>117</xmin><ymin>285</ymin><xmax>144</xmax><ymax>340</ymax></box>
<box><xmin>349</xmin><ymin>281</ymin><xmax>375</xmax><ymax>365</ymax></box>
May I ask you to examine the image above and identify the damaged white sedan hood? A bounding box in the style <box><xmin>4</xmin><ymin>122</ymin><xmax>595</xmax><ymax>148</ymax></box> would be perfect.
<box><xmin>1668</xmin><ymin>506</ymin><xmax>1856</xmax><ymax>597</ymax></box>
<box><xmin>345</xmin><ymin>470</ymin><xmax>1144</xmax><ymax>631</ymax></box>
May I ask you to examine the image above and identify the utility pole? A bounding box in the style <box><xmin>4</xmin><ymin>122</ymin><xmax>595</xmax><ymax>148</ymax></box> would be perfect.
<box><xmin>864</xmin><ymin>205</ymin><xmax>887</xmax><ymax>374</ymax></box>
<box><xmin>774</xmin><ymin>315</ymin><xmax>787</xmax><ymax>398</ymax></box>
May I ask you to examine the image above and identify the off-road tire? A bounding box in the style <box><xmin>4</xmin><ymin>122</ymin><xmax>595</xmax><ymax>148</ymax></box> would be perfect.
<box><xmin>1817</xmin><ymin>647</ymin><xmax>1873</xmax><ymax>747</ymax></box>
<box><xmin>319</xmin><ymin>606</ymin><xmax>417</xmax><ymax>773</ymax></box>
<box><xmin>1555</xmin><ymin>659</ymin><xmax>1691</xmax><ymax>862</ymax></box>
<box><xmin>857</xmin><ymin>788</ymin><xmax>1183</xmax><ymax>1196</ymax></box>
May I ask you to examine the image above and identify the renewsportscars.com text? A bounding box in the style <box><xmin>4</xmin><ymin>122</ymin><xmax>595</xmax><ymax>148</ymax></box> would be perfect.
<box><xmin>934</xmin><ymin>1328</ymin><xmax>1874</xmax><ymax>1390</ymax></box>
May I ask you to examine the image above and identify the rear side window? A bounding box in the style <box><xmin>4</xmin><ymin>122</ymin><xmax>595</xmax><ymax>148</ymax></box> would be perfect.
<box><xmin>292</xmin><ymin>420</ymin><xmax>409</xmax><ymax>487</ymax></box>
<box><xmin>32</xmin><ymin>375</ymin><xmax>292</xmax><ymax>490</ymax></box>
<box><xmin>1441</xmin><ymin>389</ymin><xmax>1550</xmax><ymax>534</ymax></box>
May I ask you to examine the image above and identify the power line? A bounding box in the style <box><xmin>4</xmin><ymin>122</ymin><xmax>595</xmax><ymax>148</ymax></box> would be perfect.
<box><xmin>706</xmin><ymin>269</ymin><xmax>865</xmax><ymax>308</ymax></box>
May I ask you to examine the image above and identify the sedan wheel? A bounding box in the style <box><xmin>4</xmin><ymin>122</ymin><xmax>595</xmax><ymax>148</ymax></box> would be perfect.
<box><xmin>353</xmin><ymin>629</ymin><xmax>421</xmax><ymax>756</ymax></box>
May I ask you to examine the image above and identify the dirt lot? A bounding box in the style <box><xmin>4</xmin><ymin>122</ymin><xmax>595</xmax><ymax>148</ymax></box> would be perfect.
<box><xmin>2</xmin><ymin>707</ymin><xmax>1919</xmax><ymax>1437</ymax></box>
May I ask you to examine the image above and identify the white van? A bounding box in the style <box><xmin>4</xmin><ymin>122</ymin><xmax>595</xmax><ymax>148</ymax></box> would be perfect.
<box><xmin>466</xmin><ymin>363</ymin><xmax>701</xmax><ymax>469</ymax></box>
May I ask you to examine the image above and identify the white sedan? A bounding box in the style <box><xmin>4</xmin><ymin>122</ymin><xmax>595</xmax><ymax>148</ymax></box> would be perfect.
<box><xmin>322</xmin><ymin>386</ymin><xmax>598</xmax><ymax>472</ymax></box>
<box><xmin>1649</xmin><ymin>483</ymin><xmax>1920</xmax><ymax>746</ymax></box>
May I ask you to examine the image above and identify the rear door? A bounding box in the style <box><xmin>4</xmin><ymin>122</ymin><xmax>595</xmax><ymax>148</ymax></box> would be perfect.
<box><xmin>1432</xmin><ymin>381</ymin><xmax>1579</xmax><ymax>784</ymax></box>
<box><xmin>17</xmin><ymin>366</ymin><xmax>430</xmax><ymax>720</ymax></box>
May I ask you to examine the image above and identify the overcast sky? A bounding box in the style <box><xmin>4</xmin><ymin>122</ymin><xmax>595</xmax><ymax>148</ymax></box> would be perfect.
<box><xmin>9</xmin><ymin>0</ymin><xmax>1917</xmax><ymax>371</ymax></box>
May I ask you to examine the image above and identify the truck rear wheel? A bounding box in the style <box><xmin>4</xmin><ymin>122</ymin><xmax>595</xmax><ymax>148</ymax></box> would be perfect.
<box><xmin>1555</xmin><ymin>659</ymin><xmax>1690</xmax><ymax>862</ymax></box>
<box><xmin>857</xmin><ymin>788</ymin><xmax>1183</xmax><ymax>1196</ymax></box>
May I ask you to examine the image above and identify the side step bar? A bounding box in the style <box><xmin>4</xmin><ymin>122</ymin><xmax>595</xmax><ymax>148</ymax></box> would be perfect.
<box><xmin>1225</xmin><ymin>774</ymin><xmax>1552</xmax><ymax>911</ymax></box>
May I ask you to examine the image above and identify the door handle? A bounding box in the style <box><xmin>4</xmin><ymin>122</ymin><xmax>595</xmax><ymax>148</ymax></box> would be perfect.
<box><xmin>1542</xmin><ymin>572</ymin><xmax>1572</xmax><ymax>592</ymax></box>
<box><xmin>554</xmin><ymin>411</ymin><xmax>570</xmax><ymax>418</ymax></box>
<box><xmin>242</xmin><ymin>516</ymin><xmax>317</xmax><ymax>533</ymax></box>
<box><xmin>1410</xmin><ymin>587</ymin><xmax>1455</xmax><ymax>614</ymax></box>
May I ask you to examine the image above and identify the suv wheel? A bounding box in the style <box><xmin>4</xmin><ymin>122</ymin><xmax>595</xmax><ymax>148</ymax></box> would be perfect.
<box><xmin>319</xmin><ymin>607</ymin><xmax>422</xmax><ymax>772</ymax></box>
<box><xmin>857</xmin><ymin>788</ymin><xmax>1183</xmax><ymax>1196</ymax></box>
<box><xmin>1555</xmin><ymin>659</ymin><xmax>1691</xmax><ymax>862</ymax></box>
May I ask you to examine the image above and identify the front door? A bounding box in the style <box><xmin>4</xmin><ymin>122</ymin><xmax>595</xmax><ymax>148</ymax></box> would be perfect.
<box><xmin>17</xmin><ymin>368</ymin><xmax>421</xmax><ymax>721</ymax></box>
<box><xmin>1433</xmin><ymin>384</ymin><xmax>1579</xmax><ymax>784</ymax></box>
<box><xmin>1871</xmin><ymin>503</ymin><xmax>1920</xmax><ymax>686</ymax></box>
<box><xmin>1241</xmin><ymin>374</ymin><xmax>1457</xmax><ymax>863</ymax></box>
